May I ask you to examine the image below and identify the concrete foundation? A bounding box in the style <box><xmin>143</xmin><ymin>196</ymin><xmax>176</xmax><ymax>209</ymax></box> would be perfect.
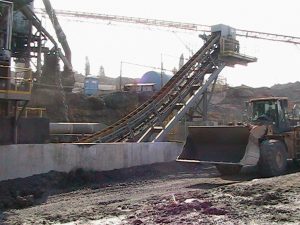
<box><xmin>0</xmin><ymin>142</ymin><xmax>183</xmax><ymax>181</ymax></box>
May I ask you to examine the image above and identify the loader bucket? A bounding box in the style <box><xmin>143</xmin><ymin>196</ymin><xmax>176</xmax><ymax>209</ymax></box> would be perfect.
<box><xmin>177</xmin><ymin>126</ymin><xmax>250</xmax><ymax>165</ymax></box>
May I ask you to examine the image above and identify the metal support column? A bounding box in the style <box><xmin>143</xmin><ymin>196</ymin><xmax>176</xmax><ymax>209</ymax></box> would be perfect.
<box><xmin>13</xmin><ymin>101</ymin><xmax>18</xmax><ymax>144</ymax></box>
<box><xmin>37</xmin><ymin>32</ymin><xmax>42</xmax><ymax>77</ymax></box>
<box><xmin>153</xmin><ymin>64</ymin><xmax>225</xmax><ymax>142</ymax></box>
<box><xmin>119</xmin><ymin>61</ymin><xmax>123</xmax><ymax>91</ymax></box>
<box><xmin>202</xmin><ymin>91</ymin><xmax>208</xmax><ymax>121</ymax></box>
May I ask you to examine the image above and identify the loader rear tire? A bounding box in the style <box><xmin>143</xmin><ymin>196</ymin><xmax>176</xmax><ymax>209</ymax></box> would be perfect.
<box><xmin>216</xmin><ymin>164</ymin><xmax>242</xmax><ymax>176</ymax></box>
<box><xmin>258</xmin><ymin>140</ymin><xmax>287</xmax><ymax>177</ymax></box>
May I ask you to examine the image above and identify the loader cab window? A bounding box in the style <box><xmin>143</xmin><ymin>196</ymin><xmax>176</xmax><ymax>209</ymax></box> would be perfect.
<box><xmin>277</xmin><ymin>100</ymin><xmax>290</xmax><ymax>132</ymax></box>
<box><xmin>252</xmin><ymin>100</ymin><xmax>278</xmax><ymax>124</ymax></box>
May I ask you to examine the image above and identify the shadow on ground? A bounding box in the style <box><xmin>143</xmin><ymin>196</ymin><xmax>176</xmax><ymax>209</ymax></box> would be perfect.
<box><xmin>0</xmin><ymin>161</ymin><xmax>212</xmax><ymax>211</ymax></box>
<box><xmin>188</xmin><ymin>160</ymin><xmax>300</xmax><ymax>190</ymax></box>
<box><xmin>1</xmin><ymin>160</ymin><xmax>299</xmax><ymax>212</ymax></box>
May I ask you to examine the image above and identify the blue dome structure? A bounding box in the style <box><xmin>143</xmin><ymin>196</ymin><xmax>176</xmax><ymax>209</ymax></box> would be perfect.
<box><xmin>139</xmin><ymin>71</ymin><xmax>172</xmax><ymax>91</ymax></box>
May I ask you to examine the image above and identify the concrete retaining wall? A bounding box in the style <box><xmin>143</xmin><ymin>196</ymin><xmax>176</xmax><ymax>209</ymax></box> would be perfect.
<box><xmin>0</xmin><ymin>142</ymin><xmax>183</xmax><ymax>181</ymax></box>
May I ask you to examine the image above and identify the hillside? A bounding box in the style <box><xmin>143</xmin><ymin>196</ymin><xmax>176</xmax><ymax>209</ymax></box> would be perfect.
<box><xmin>207</xmin><ymin>82</ymin><xmax>300</xmax><ymax>123</ymax></box>
<box><xmin>28</xmin><ymin>80</ymin><xmax>300</xmax><ymax>125</ymax></box>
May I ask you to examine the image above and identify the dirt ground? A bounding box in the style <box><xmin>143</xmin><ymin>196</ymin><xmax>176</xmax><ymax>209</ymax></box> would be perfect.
<box><xmin>0</xmin><ymin>162</ymin><xmax>300</xmax><ymax>225</ymax></box>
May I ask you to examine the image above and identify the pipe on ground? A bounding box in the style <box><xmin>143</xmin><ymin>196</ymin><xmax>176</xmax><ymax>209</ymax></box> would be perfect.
<box><xmin>50</xmin><ymin>123</ymin><xmax>107</xmax><ymax>134</ymax></box>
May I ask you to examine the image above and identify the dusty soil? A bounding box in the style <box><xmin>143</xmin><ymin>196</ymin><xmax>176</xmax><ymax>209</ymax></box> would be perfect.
<box><xmin>0</xmin><ymin>162</ymin><xmax>299</xmax><ymax>225</ymax></box>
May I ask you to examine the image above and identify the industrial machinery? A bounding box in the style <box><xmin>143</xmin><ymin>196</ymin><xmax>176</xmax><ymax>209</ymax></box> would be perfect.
<box><xmin>78</xmin><ymin>24</ymin><xmax>256</xmax><ymax>143</ymax></box>
<box><xmin>0</xmin><ymin>0</ymin><xmax>79</xmax><ymax>144</ymax></box>
<box><xmin>0</xmin><ymin>0</ymin><xmax>58</xmax><ymax>144</ymax></box>
<box><xmin>38</xmin><ymin>8</ymin><xmax>300</xmax><ymax>143</ymax></box>
<box><xmin>177</xmin><ymin>97</ymin><xmax>300</xmax><ymax>177</ymax></box>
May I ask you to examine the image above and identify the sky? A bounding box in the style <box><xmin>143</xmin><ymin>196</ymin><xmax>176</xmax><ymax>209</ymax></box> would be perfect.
<box><xmin>34</xmin><ymin>0</ymin><xmax>300</xmax><ymax>87</ymax></box>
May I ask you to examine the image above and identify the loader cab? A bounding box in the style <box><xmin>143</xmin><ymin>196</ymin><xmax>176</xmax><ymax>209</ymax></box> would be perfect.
<box><xmin>249</xmin><ymin>97</ymin><xmax>290</xmax><ymax>133</ymax></box>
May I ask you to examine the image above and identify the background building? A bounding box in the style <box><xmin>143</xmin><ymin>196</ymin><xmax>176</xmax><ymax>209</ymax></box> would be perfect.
<box><xmin>139</xmin><ymin>71</ymin><xmax>171</xmax><ymax>91</ymax></box>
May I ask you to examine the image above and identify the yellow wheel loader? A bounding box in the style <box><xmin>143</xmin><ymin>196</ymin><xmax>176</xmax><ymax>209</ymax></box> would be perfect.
<box><xmin>177</xmin><ymin>97</ymin><xmax>300</xmax><ymax>177</ymax></box>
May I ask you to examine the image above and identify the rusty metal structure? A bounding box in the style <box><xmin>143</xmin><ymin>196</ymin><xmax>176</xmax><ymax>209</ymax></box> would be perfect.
<box><xmin>78</xmin><ymin>25</ymin><xmax>256</xmax><ymax>143</ymax></box>
<box><xmin>0</xmin><ymin>0</ymin><xmax>32</xmax><ymax>143</ymax></box>
<box><xmin>18</xmin><ymin>2</ymin><xmax>72</xmax><ymax>72</ymax></box>
<box><xmin>0</xmin><ymin>0</ymin><xmax>72</xmax><ymax>144</ymax></box>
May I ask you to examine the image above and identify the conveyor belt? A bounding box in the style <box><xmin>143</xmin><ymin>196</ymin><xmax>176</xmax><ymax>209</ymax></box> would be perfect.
<box><xmin>78</xmin><ymin>27</ymin><xmax>256</xmax><ymax>143</ymax></box>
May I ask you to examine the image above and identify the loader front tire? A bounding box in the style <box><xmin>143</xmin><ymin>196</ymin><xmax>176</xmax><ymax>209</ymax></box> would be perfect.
<box><xmin>258</xmin><ymin>140</ymin><xmax>287</xmax><ymax>177</ymax></box>
<box><xmin>216</xmin><ymin>164</ymin><xmax>242</xmax><ymax>176</ymax></box>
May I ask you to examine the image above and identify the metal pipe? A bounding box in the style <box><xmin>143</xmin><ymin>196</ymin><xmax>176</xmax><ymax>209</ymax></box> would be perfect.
<box><xmin>42</xmin><ymin>0</ymin><xmax>72</xmax><ymax>70</ymax></box>
<box><xmin>4</xmin><ymin>1</ymin><xmax>13</xmax><ymax>50</ymax></box>
<box><xmin>50</xmin><ymin>123</ymin><xmax>107</xmax><ymax>134</ymax></box>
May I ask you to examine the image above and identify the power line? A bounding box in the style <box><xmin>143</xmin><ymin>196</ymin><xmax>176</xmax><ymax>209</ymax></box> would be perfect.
<box><xmin>172</xmin><ymin>31</ymin><xmax>194</xmax><ymax>56</ymax></box>
<box><xmin>121</xmin><ymin>61</ymin><xmax>173</xmax><ymax>73</ymax></box>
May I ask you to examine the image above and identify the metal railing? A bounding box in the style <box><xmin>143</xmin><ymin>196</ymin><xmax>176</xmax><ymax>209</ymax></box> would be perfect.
<box><xmin>17</xmin><ymin>107</ymin><xmax>46</xmax><ymax>118</ymax></box>
<box><xmin>0</xmin><ymin>65</ymin><xmax>32</xmax><ymax>95</ymax></box>
<box><xmin>220</xmin><ymin>37</ymin><xmax>240</xmax><ymax>55</ymax></box>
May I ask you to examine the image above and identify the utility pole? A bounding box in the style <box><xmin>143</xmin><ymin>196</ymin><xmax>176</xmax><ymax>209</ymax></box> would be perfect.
<box><xmin>160</xmin><ymin>54</ymin><xmax>163</xmax><ymax>89</ymax></box>
<box><xmin>119</xmin><ymin>61</ymin><xmax>123</xmax><ymax>91</ymax></box>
